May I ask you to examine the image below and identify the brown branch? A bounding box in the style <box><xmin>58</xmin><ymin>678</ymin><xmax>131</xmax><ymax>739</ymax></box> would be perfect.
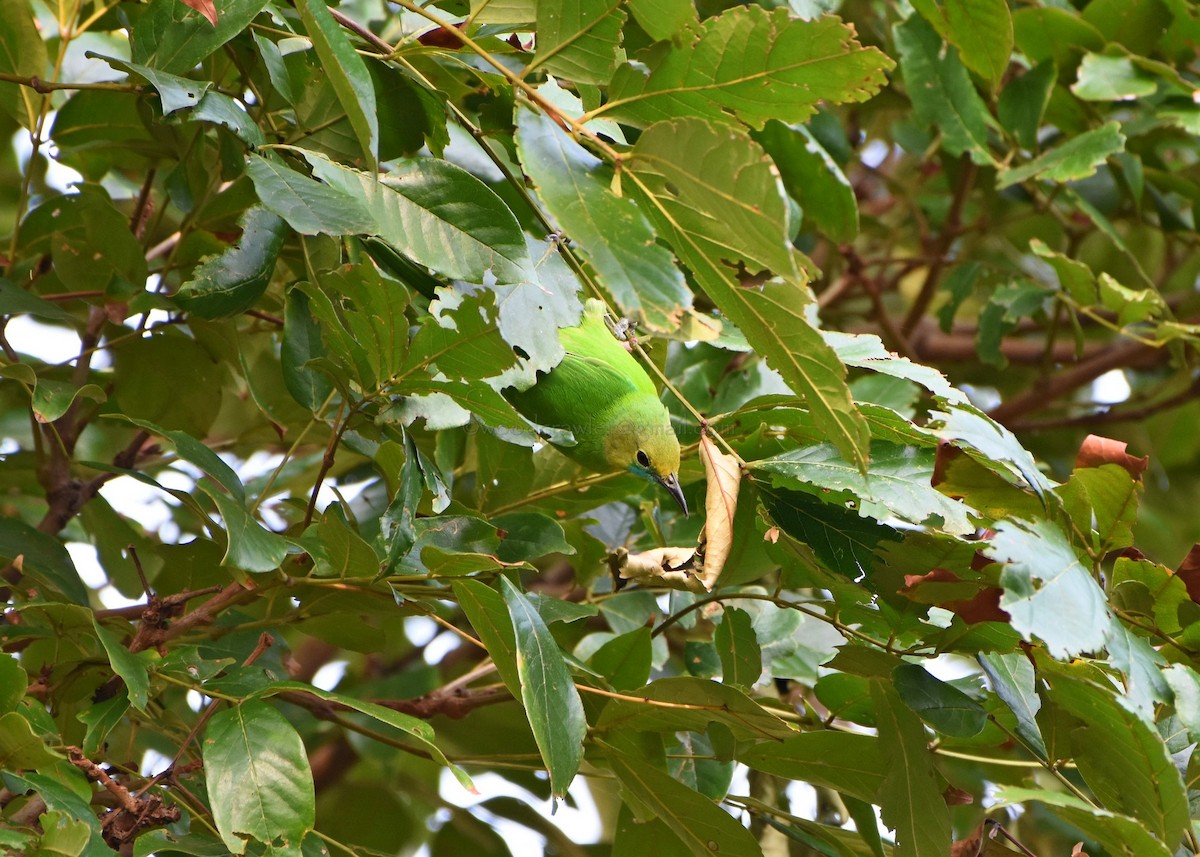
<box><xmin>900</xmin><ymin>159</ymin><xmax>977</xmax><ymax>337</ymax></box>
<box><xmin>987</xmin><ymin>338</ymin><xmax>1166</xmax><ymax>425</ymax></box>
<box><xmin>0</xmin><ymin>72</ymin><xmax>141</xmax><ymax>93</ymax></box>
<box><xmin>1010</xmin><ymin>377</ymin><xmax>1200</xmax><ymax>432</ymax></box>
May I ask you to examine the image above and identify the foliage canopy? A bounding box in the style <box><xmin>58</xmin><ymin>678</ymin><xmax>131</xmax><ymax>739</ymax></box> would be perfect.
<box><xmin>3</xmin><ymin>0</ymin><xmax>1200</xmax><ymax>855</ymax></box>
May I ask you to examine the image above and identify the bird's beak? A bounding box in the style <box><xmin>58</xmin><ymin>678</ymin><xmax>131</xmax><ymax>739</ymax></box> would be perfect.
<box><xmin>657</xmin><ymin>471</ymin><xmax>688</xmax><ymax>516</ymax></box>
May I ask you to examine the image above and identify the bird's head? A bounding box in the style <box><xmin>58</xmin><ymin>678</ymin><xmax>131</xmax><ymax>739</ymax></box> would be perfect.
<box><xmin>605</xmin><ymin>413</ymin><xmax>687</xmax><ymax>515</ymax></box>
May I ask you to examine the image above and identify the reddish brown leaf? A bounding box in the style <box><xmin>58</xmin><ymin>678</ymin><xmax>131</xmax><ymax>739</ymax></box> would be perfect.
<box><xmin>943</xmin><ymin>785</ymin><xmax>974</xmax><ymax>806</ymax></box>
<box><xmin>946</xmin><ymin>587</ymin><xmax>1009</xmax><ymax>624</ymax></box>
<box><xmin>1075</xmin><ymin>433</ymin><xmax>1148</xmax><ymax>479</ymax></box>
<box><xmin>178</xmin><ymin>0</ymin><xmax>218</xmax><ymax>25</ymax></box>
<box><xmin>418</xmin><ymin>22</ymin><xmax>466</xmax><ymax>48</ymax></box>
<box><xmin>932</xmin><ymin>440</ymin><xmax>961</xmax><ymax>488</ymax></box>
<box><xmin>1174</xmin><ymin>544</ymin><xmax>1200</xmax><ymax>603</ymax></box>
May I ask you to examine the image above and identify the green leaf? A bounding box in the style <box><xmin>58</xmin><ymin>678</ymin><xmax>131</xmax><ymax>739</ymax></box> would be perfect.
<box><xmin>0</xmin><ymin>711</ymin><xmax>62</xmax><ymax>769</ymax></box>
<box><xmin>281</xmin><ymin>286</ymin><xmax>334</xmax><ymax>411</ymax></box>
<box><xmin>753</xmin><ymin>442</ymin><xmax>975</xmax><ymax>535</ymax></box>
<box><xmin>992</xmin><ymin>786</ymin><xmax>1172</xmax><ymax>857</ymax></box>
<box><xmin>911</xmin><ymin>0</ymin><xmax>1013</xmax><ymax>91</ymax></box>
<box><xmin>602</xmin><ymin>7</ymin><xmax>893</xmax><ymax>129</ymax></box>
<box><xmin>626</xmin><ymin>0</ymin><xmax>697</xmax><ymax>41</ymax></box>
<box><xmin>0</xmin><ymin>517</ymin><xmax>88</xmax><ymax>604</ymax></box>
<box><xmin>997</xmin><ymin>122</ymin><xmax>1126</xmax><ymax>189</ymax></box>
<box><xmin>714</xmin><ymin>607</ymin><xmax>761</xmax><ymax>689</ymax></box>
<box><xmin>300</xmin><ymin>506</ymin><xmax>380</xmax><ymax>578</ymax></box>
<box><xmin>499</xmin><ymin>575</ymin><xmax>586</xmax><ymax>799</ymax></box>
<box><xmin>19</xmin><ymin>186</ymin><xmax>148</xmax><ymax>296</ymax></box>
<box><xmin>1045</xmin><ymin>667</ymin><xmax>1189</xmax><ymax>849</ymax></box>
<box><xmin>738</xmin><ymin>731</ymin><xmax>886</xmax><ymax>802</ymax></box>
<box><xmin>1012</xmin><ymin>7</ymin><xmax>1105</xmax><ymax>67</ymax></box>
<box><xmin>78</xmin><ymin>692</ymin><xmax>130</xmax><ymax>757</ymax></box>
<box><xmin>185</xmin><ymin>90</ymin><xmax>266</xmax><ymax>146</ymax></box>
<box><xmin>515</xmin><ymin>104</ymin><xmax>689</xmax><ymax>330</ymax></box>
<box><xmin>977</xmin><ymin>651</ymin><xmax>1046</xmax><ymax>758</ymax></box>
<box><xmin>453</xmin><ymin>579</ymin><xmax>521</xmax><ymax>699</ymax></box>
<box><xmin>175</xmin><ymin>206</ymin><xmax>286</xmax><ymax>319</ymax></box>
<box><xmin>30</xmin><ymin>378</ymin><xmax>105</xmax><ymax>424</ymax></box>
<box><xmin>295</xmin><ymin>0</ymin><xmax>378</xmax><ymax>169</ymax></box>
<box><xmin>1059</xmin><ymin>464</ymin><xmax>1140</xmax><ymax>555</ymax></box>
<box><xmin>117</xmin><ymin>417</ymin><xmax>246</xmax><ymax>503</ymax></box>
<box><xmin>1163</xmin><ymin>664</ymin><xmax>1200</xmax><ymax>741</ymax></box>
<box><xmin>0</xmin><ymin>278</ymin><xmax>73</xmax><ymax>321</ymax></box>
<box><xmin>755</xmin><ymin>120</ymin><xmax>858</xmax><ymax>243</ymax></box>
<box><xmin>405</xmin><ymin>292</ymin><xmax>517</xmax><ymax>382</ymax></box>
<box><xmin>591</xmin><ymin>627</ymin><xmax>653</xmax><ymax>691</ymax></box>
<box><xmin>997</xmin><ymin>61</ymin><xmax>1057</xmax><ymax>151</ymax></box>
<box><xmin>528</xmin><ymin>0</ymin><xmax>625</xmax><ymax>84</ymax></box>
<box><xmin>0</xmin><ymin>656</ymin><xmax>26</xmax><ymax>714</ymax></box>
<box><xmin>931</xmin><ymin>403</ymin><xmax>1056</xmax><ymax>496</ymax></box>
<box><xmin>204</xmin><ymin>700</ymin><xmax>315</xmax><ymax>855</ymax></box>
<box><xmin>304</xmin><ymin>151</ymin><xmax>529</xmax><ymax>284</ymax></box>
<box><xmin>199</xmin><ymin>484</ymin><xmax>290</xmax><ymax>573</ymax></box>
<box><xmin>894</xmin><ymin>13</ymin><xmax>994</xmax><ymax>165</ymax></box>
<box><xmin>871</xmin><ymin>679</ymin><xmax>952</xmax><ymax>857</ymax></box>
<box><xmin>1072</xmin><ymin>52</ymin><xmax>1158</xmax><ymax>101</ymax></box>
<box><xmin>604</xmin><ymin>745</ymin><xmax>762</xmax><ymax>857</ymax></box>
<box><xmin>246</xmin><ymin>155</ymin><xmax>374</xmax><ymax>237</ymax></box>
<box><xmin>99</xmin><ymin>57</ymin><xmax>212</xmax><ymax>115</ymax></box>
<box><xmin>0</xmin><ymin>0</ymin><xmax>47</xmax><ymax>130</ymax></box>
<box><xmin>259</xmin><ymin>681</ymin><xmax>473</xmax><ymax>791</ymax></box>
<box><xmin>131</xmin><ymin>0</ymin><xmax>270</xmax><ymax>75</ymax></box>
<box><xmin>491</xmin><ymin>512</ymin><xmax>574</xmax><ymax>563</ymax></box>
<box><xmin>92</xmin><ymin>618</ymin><xmax>151</xmax><ymax>711</ymax></box>
<box><xmin>761</xmin><ymin>484</ymin><xmax>900</xmax><ymax>580</ymax></box>
<box><xmin>625</xmin><ymin>119</ymin><xmax>867</xmax><ymax>466</ymax></box>
<box><xmin>985</xmin><ymin>519</ymin><xmax>1111</xmax><ymax>659</ymax></box>
<box><xmin>892</xmin><ymin>663</ymin><xmax>986</xmax><ymax>738</ymax></box>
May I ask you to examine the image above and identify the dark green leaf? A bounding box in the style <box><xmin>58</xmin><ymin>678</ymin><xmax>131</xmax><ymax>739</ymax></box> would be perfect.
<box><xmin>175</xmin><ymin>206</ymin><xmax>286</xmax><ymax>318</ymax></box>
<box><xmin>894</xmin><ymin>13</ymin><xmax>994</xmax><ymax>165</ymax></box>
<box><xmin>500</xmin><ymin>576</ymin><xmax>586</xmax><ymax>799</ymax></box>
<box><xmin>755</xmin><ymin>120</ymin><xmax>858</xmax><ymax>242</ymax></box>
<box><xmin>738</xmin><ymin>731</ymin><xmax>886</xmax><ymax>802</ymax></box>
<box><xmin>605</xmin><ymin>745</ymin><xmax>762</xmax><ymax>857</ymax></box>
<box><xmin>453</xmin><ymin>579</ymin><xmax>521</xmax><ymax>700</ymax></box>
<box><xmin>295</xmin><ymin>0</ymin><xmax>377</xmax><ymax>169</ymax></box>
<box><xmin>247</xmin><ymin>155</ymin><xmax>374</xmax><ymax>237</ymax></box>
<box><xmin>528</xmin><ymin>0</ymin><xmax>625</xmax><ymax>84</ymax></box>
<box><xmin>591</xmin><ymin>627</ymin><xmax>653</xmax><ymax>691</ymax></box>
<box><xmin>92</xmin><ymin>618</ymin><xmax>151</xmax><ymax>711</ymax></box>
<box><xmin>131</xmin><ymin>0</ymin><xmax>270</xmax><ymax>75</ymax></box>
<box><xmin>892</xmin><ymin>663</ymin><xmax>986</xmax><ymax>738</ymax></box>
<box><xmin>871</xmin><ymin>679</ymin><xmax>952</xmax><ymax>857</ymax></box>
<box><xmin>977</xmin><ymin>651</ymin><xmax>1046</xmax><ymax>759</ymax></box>
<box><xmin>0</xmin><ymin>517</ymin><xmax>87</xmax><ymax>604</ymax></box>
<box><xmin>714</xmin><ymin>607</ymin><xmax>761</xmax><ymax>689</ymax></box>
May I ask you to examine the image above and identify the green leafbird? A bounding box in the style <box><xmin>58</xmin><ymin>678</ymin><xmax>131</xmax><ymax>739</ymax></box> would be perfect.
<box><xmin>504</xmin><ymin>300</ymin><xmax>687</xmax><ymax>514</ymax></box>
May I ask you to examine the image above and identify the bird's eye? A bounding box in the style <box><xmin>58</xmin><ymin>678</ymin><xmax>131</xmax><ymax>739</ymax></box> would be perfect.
<box><xmin>636</xmin><ymin>450</ymin><xmax>650</xmax><ymax>468</ymax></box>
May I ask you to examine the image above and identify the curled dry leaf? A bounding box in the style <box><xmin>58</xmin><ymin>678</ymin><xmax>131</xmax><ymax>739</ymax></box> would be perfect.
<box><xmin>612</xmin><ymin>546</ymin><xmax>703</xmax><ymax>592</ymax></box>
<box><xmin>1075</xmin><ymin>433</ymin><xmax>1148</xmax><ymax>480</ymax></box>
<box><xmin>179</xmin><ymin>0</ymin><xmax>218</xmax><ymax>25</ymax></box>
<box><xmin>612</xmin><ymin>433</ymin><xmax>741</xmax><ymax>593</ymax></box>
<box><xmin>695</xmin><ymin>434</ymin><xmax>741</xmax><ymax>590</ymax></box>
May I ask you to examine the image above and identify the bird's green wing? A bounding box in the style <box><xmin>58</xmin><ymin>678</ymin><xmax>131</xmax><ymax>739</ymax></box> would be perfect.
<box><xmin>558</xmin><ymin>300</ymin><xmax>658</xmax><ymax>398</ymax></box>
<box><xmin>504</xmin><ymin>351</ymin><xmax>640</xmax><ymax>433</ymax></box>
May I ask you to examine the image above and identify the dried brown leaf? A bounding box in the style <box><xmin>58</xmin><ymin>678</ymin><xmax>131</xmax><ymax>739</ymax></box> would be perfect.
<box><xmin>178</xmin><ymin>0</ymin><xmax>218</xmax><ymax>25</ymax></box>
<box><xmin>1075</xmin><ymin>433</ymin><xmax>1148</xmax><ymax>480</ymax></box>
<box><xmin>614</xmin><ymin>547</ymin><xmax>703</xmax><ymax>592</ymax></box>
<box><xmin>696</xmin><ymin>434</ymin><xmax>741</xmax><ymax>590</ymax></box>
